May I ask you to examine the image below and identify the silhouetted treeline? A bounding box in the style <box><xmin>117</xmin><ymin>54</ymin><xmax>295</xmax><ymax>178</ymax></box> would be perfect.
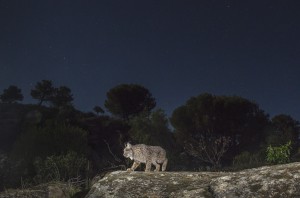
<box><xmin>0</xmin><ymin>81</ymin><xmax>299</xmax><ymax>190</ymax></box>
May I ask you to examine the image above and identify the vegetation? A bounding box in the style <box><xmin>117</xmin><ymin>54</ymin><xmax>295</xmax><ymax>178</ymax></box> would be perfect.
<box><xmin>185</xmin><ymin>136</ymin><xmax>231</xmax><ymax>168</ymax></box>
<box><xmin>232</xmin><ymin>150</ymin><xmax>266</xmax><ymax>170</ymax></box>
<box><xmin>0</xmin><ymin>85</ymin><xmax>23</xmax><ymax>103</ymax></box>
<box><xmin>31</xmin><ymin>80</ymin><xmax>55</xmax><ymax>106</ymax></box>
<box><xmin>93</xmin><ymin>105</ymin><xmax>105</xmax><ymax>115</ymax></box>
<box><xmin>170</xmin><ymin>93</ymin><xmax>269</xmax><ymax>161</ymax></box>
<box><xmin>105</xmin><ymin>84</ymin><xmax>156</xmax><ymax>120</ymax></box>
<box><xmin>0</xmin><ymin>82</ymin><xmax>299</xmax><ymax>193</ymax></box>
<box><xmin>31</xmin><ymin>80</ymin><xmax>73</xmax><ymax>107</ymax></box>
<box><xmin>266</xmin><ymin>141</ymin><xmax>292</xmax><ymax>164</ymax></box>
<box><xmin>33</xmin><ymin>151</ymin><xmax>88</xmax><ymax>183</ymax></box>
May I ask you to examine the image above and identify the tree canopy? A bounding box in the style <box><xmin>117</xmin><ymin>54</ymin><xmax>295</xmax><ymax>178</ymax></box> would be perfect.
<box><xmin>93</xmin><ymin>106</ymin><xmax>105</xmax><ymax>115</ymax></box>
<box><xmin>104</xmin><ymin>84</ymin><xmax>156</xmax><ymax>120</ymax></box>
<box><xmin>30</xmin><ymin>80</ymin><xmax>55</xmax><ymax>106</ymax></box>
<box><xmin>0</xmin><ymin>85</ymin><xmax>23</xmax><ymax>103</ymax></box>
<box><xmin>30</xmin><ymin>80</ymin><xmax>73</xmax><ymax>108</ymax></box>
<box><xmin>129</xmin><ymin>109</ymin><xmax>173</xmax><ymax>149</ymax></box>
<box><xmin>51</xmin><ymin>86</ymin><xmax>74</xmax><ymax>107</ymax></box>
<box><xmin>265</xmin><ymin>114</ymin><xmax>300</xmax><ymax>149</ymax></box>
<box><xmin>170</xmin><ymin>93</ymin><xmax>269</xmax><ymax>152</ymax></box>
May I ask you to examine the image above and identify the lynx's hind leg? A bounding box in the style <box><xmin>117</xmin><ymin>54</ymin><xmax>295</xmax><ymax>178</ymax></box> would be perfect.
<box><xmin>152</xmin><ymin>161</ymin><xmax>161</xmax><ymax>172</ymax></box>
<box><xmin>162</xmin><ymin>158</ymin><xmax>168</xmax><ymax>171</ymax></box>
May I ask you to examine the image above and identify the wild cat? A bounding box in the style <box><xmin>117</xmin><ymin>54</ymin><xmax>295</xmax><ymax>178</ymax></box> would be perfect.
<box><xmin>123</xmin><ymin>142</ymin><xmax>168</xmax><ymax>172</ymax></box>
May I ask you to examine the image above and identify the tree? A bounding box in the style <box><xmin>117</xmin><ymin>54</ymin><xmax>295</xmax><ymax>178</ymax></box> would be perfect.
<box><xmin>85</xmin><ymin>115</ymin><xmax>130</xmax><ymax>169</ymax></box>
<box><xmin>51</xmin><ymin>86</ymin><xmax>73</xmax><ymax>107</ymax></box>
<box><xmin>171</xmin><ymin>93</ymin><xmax>269</xmax><ymax>155</ymax></box>
<box><xmin>93</xmin><ymin>106</ymin><xmax>105</xmax><ymax>115</ymax></box>
<box><xmin>129</xmin><ymin>109</ymin><xmax>173</xmax><ymax>149</ymax></box>
<box><xmin>31</xmin><ymin>80</ymin><xmax>55</xmax><ymax>106</ymax></box>
<box><xmin>265</xmin><ymin>114</ymin><xmax>299</xmax><ymax>150</ymax></box>
<box><xmin>185</xmin><ymin>136</ymin><xmax>231</xmax><ymax>168</ymax></box>
<box><xmin>0</xmin><ymin>85</ymin><xmax>23</xmax><ymax>103</ymax></box>
<box><xmin>105</xmin><ymin>84</ymin><xmax>156</xmax><ymax>120</ymax></box>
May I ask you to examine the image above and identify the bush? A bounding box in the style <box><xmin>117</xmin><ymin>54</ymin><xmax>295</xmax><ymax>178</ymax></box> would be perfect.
<box><xmin>291</xmin><ymin>147</ymin><xmax>300</xmax><ymax>162</ymax></box>
<box><xmin>33</xmin><ymin>151</ymin><xmax>88</xmax><ymax>183</ymax></box>
<box><xmin>233</xmin><ymin>150</ymin><xmax>266</xmax><ymax>170</ymax></box>
<box><xmin>11</xmin><ymin>123</ymin><xmax>88</xmax><ymax>161</ymax></box>
<box><xmin>266</xmin><ymin>141</ymin><xmax>291</xmax><ymax>164</ymax></box>
<box><xmin>185</xmin><ymin>136</ymin><xmax>231</xmax><ymax>169</ymax></box>
<box><xmin>3</xmin><ymin>123</ymin><xmax>89</xmax><ymax>189</ymax></box>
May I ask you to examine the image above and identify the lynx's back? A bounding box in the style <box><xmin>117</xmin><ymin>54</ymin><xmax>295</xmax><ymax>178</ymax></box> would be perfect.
<box><xmin>132</xmin><ymin>144</ymin><xmax>166</xmax><ymax>163</ymax></box>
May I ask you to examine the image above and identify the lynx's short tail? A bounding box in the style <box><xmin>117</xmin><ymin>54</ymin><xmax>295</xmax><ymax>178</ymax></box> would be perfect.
<box><xmin>162</xmin><ymin>158</ymin><xmax>168</xmax><ymax>171</ymax></box>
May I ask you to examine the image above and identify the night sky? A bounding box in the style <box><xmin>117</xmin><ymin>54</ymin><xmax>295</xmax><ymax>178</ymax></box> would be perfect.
<box><xmin>1</xmin><ymin>0</ymin><xmax>300</xmax><ymax>120</ymax></box>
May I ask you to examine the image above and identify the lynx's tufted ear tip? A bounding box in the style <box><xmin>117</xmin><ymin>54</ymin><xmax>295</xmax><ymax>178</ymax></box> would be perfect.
<box><xmin>125</xmin><ymin>142</ymin><xmax>132</xmax><ymax>148</ymax></box>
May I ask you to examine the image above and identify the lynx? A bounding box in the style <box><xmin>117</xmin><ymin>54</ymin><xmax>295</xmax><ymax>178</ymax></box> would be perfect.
<box><xmin>123</xmin><ymin>142</ymin><xmax>168</xmax><ymax>172</ymax></box>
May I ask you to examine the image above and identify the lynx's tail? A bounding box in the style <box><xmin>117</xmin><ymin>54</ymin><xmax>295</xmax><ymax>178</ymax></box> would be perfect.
<box><xmin>162</xmin><ymin>158</ymin><xmax>168</xmax><ymax>171</ymax></box>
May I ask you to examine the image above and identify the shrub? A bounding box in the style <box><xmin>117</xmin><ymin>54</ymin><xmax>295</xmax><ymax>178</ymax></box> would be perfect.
<box><xmin>233</xmin><ymin>150</ymin><xmax>266</xmax><ymax>170</ymax></box>
<box><xmin>11</xmin><ymin>123</ymin><xmax>88</xmax><ymax>161</ymax></box>
<box><xmin>185</xmin><ymin>136</ymin><xmax>231</xmax><ymax>169</ymax></box>
<box><xmin>33</xmin><ymin>151</ymin><xmax>88</xmax><ymax>183</ymax></box>
<box><xmin>291</xmin><ymin>147</ymin><xmax>300</xmax><ymax>161</ymax></box>
<box><xmin>266</xmin><ymin>141</ymin><xmax>291</xmax><ymax>164</ymax></box>
<box><xmin>4</xmin><ymin>123</ymin><xmax>89</xmax><ymax>188</ymax></box>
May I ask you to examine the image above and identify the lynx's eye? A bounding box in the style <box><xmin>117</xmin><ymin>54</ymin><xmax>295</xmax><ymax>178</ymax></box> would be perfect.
<box><xmin>123</xmin><ymin>148</ymin><xmax>131</xmax><ymax>156</ymax></box>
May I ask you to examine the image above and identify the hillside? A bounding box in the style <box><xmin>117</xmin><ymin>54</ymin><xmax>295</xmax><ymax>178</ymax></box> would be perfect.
<box><xmin>0</xmin><ymin>103</ymin><xmax>35</xmax><ymax>151</ymax></box>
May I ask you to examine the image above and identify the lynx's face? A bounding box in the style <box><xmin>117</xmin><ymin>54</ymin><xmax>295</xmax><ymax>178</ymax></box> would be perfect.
<box><xmin>123</xmin><ymin>148</ymin><xmax>133</xmax><ymax>160</ymax></box>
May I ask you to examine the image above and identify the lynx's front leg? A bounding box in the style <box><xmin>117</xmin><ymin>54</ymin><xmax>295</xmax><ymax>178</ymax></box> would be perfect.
<box><xmin>127</xmin><ymin>161</ymin><xmax>140</xmax><ymax>171</ymax></box>
<box><xmin>145</xmin><ymin>161</ymin><xmax>152</xmax><ymax>172</ymax></box>
<box><xmin>152</xmin><ymin>161</ymin><xmax>161</xmax><ymax>172</ymax></box>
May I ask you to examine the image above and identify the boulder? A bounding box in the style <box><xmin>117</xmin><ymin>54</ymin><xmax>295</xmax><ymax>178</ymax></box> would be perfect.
<box><xmin>0</xmin><ymin>182</ymin><xmax>74</xmax><ymax>198</ymax></box>
<box><xmin>86</xmin><ymin>162</ymin><xmax>300</xmax><ymax>198</ymax></box>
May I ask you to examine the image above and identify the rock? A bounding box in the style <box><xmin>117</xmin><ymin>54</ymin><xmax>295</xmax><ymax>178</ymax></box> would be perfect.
<box><xmin>86</xmin><ymin>162</ymin><xmax>300</xmax><ymax>198</ymax></box>
<box><xmin>0</xmin><ymin>182</ymin><xmax>75</xmax><ymax>198</ymax></box>
<box><xmin>47</xmin><ymin>184</ymin><xmax>67</xmax><ymax>198</ymax></box>
<box><xmin>210</xmin><ymin>162</ymin><xmax>300</xmax><ymax>198</ymax></box>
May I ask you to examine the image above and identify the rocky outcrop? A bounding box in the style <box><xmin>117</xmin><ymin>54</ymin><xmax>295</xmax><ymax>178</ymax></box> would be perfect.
<box><xmin>0</xmin><ymin>182</ymin><xmax>77</xmax><ymax>198</ymax></box>
<box><xmin>86</xmin><ymin>162</ymin><xmax>300</xmax><ymax>198</ymax></box>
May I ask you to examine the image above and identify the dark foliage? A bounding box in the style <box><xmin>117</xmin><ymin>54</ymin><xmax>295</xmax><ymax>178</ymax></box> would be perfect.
<box><xmin>51</xmin><ymin>86</ymin><xmax>74</xmax><ymax>107</ymax></box>
<box><xmin>31</xmin><ymin>80</ymin><xmax>74</xmax><ymax>108</ymax></box>
<box><xmin>0</xmin><ymin>85</ymin><xmax>23</xmax><ymax>103</ymax></box>
<box><xmin>105</xmin><ymin>84</ymin><xmax>156</xmax><ymax>120</ymax></box>
<box><xmin>266</xmin><ymin>114</ymin><xmax>300</xmax><ymax>149</ymax></box>
<box><xmin>93</xmin><ymin>106</ymin><xmax>104</xmax><ymax>115</ymax></box>
<box><xmin>171</xmin><ymin>93</ymin><xmax>269</xmax><ymax>158</ymax></box>
<box><xmin>80</xmin><ymin>115</ymin><xmax>130</xmax><ymax>172</ymax></box>
<box><xmin>31</xmin><ymin>80</ymin><xmax>55</xmax><ymax>106</ymax></box>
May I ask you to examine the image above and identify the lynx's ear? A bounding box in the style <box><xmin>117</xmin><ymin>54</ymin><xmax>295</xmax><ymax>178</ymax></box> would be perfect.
<box><xmin>125</xmin><ymin>142</ymin><xmax>132</xmax><ymax>148</ymax></box>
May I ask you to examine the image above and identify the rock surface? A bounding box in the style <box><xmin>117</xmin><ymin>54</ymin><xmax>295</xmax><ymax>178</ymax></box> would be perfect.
<box><xmin>86</xmin><ymin>162</ymin><xmax>300</xmax><ymax>198</ymax></box>
<box><xmin>0</xmin><ymin>182</ymin><xmax>74</xmax><ymax>198</ymax></box>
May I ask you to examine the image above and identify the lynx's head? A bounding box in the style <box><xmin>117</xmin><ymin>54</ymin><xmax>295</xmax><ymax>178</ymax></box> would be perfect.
<box><xmin>123</xmin><ymin>142</ymin><xmax>133</xmax><ymax>160</ymax></box>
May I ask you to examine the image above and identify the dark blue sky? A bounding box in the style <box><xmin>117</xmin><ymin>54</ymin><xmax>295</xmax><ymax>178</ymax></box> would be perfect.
<box><xmin>1</xmin><ymin>0</ymin><xmax>300</xmax><ymax>120</ymax></box>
